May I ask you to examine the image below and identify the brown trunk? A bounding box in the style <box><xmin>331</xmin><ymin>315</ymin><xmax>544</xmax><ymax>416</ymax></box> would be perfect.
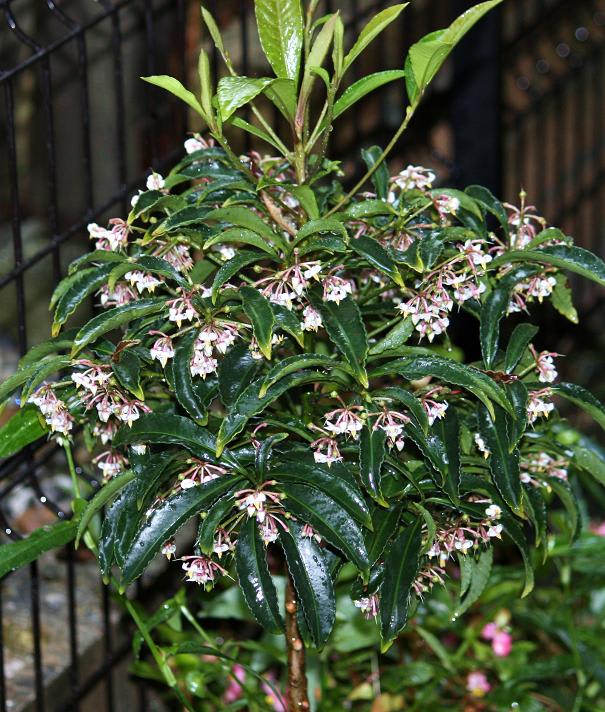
<box><xmin>285</xmin><ymin>575</ymin><xmax>310</xmax><ymax>711</ymax></box>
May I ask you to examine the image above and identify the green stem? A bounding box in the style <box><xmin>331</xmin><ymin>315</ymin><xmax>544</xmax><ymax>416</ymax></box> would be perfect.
<box><xmin>63</xmin><ymin>442</ymin><xmax>81</xmax><ymax>498</ymax></box>
<box><xmin>326</xmin><ymin>101</ymin><xmax>420</xmax><ymax>217</ymax></box>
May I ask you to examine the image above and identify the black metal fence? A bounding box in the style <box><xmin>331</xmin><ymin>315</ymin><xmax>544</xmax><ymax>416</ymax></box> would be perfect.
<box><xmin>1</xmin><ymin>1</ymin><xmax>604</xmax><ymax>710</ymax></box>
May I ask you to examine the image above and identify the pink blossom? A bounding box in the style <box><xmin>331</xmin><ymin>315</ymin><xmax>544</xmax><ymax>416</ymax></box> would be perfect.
<box><xmin>492</xmin><ymin>630</ymin><xmax>513</xmax><ymax>657</ymax></box>
<box><xmin>223</xmin><ymin>664</ymin><xmax>246</xmax><ymax>703</ymax></box>
<box><xmin>467</xmin><ymin>671</ymin><xmax>491</xmax><ymax>698</ymax></box>
<box><xmin>592</xmin><ymin>521</ymin><xmax>605</xmax><ymax>537</ymax></box>
<box><xmin>481</xmin><ymin>622</ymin><xmax>498</xmax><ymax>640</ymax></box>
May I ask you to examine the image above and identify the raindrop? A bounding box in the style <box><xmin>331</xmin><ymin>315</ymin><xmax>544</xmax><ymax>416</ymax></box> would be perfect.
<box><xmin>75</xmin><ymin>466</ymin><xmax>83</xmax><ymax>474</ymax></box>
<box><xmin>536</xmin><ymin>59</ymin><xmax>550</xmax><ymax>74</ymax></box>
<box><xmin>516</xmin><ymin>76</ymin><xmax>530</xmax><ymax>91</ymax></box>
<box><xmin>556</xmin><ymin>42</ymin><xmax>570</xmax><ymax>58</ymax></box>
<box><xmin>575</xmin><ymin>26</ymin><xmax>589</xmax><ymax>42</ymax></box>
<box><xmin>5</xmin><ymin>528</ymin><xmax>12</xmax><ymax>535</ymax></box>
<box><xmin>40</xmin><ymin>496</ymin><xmax>47</xmax><ymax>503</ymax></box>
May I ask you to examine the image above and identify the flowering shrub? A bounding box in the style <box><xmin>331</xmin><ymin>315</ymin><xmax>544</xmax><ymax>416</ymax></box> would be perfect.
<box><xmin>2</xmin><ymin>1</ymin><xmax>605</xmax><ymax>709</ymax></box>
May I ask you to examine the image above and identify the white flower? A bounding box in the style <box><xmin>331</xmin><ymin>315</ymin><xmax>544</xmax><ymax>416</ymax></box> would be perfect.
<box><xmin>190</xmin><ymin>352</ymin><xmax>218</xmax><ymax>379</ymax></box>
<box><xmin>184</xmin><ymin>136</ymin><xmax>205</xmax><ymax>154</ymax></box>
<box><xmin>487</xmin><ymin>523</ymin><xmax>503</xmax><ymax>538</ymax></box>
<box><xmin>323</xmin><ymin>275</ymin><xmax>353</xmax><ymax>304</ymax></box>
<box><xmin>474</xmin><ymin>433</ymin><xmax>490</xmax><ymax>458</ymax></box>
<box><xmin>423</xmin><ymin>400</ymin><xmax>448</xmax><ymax>425</ymax></box>
<box><xmin>124</xmin><ymin>270</ymin><xmax>161</xmax><ymax>294</ymax></box>
<box><xmin>527</xmin><ymin>390</ymin><xmax>554</xmax><ymax>423</ymax></box>
<box><xmin>149</xmin><ymin>336</ymin><xmax>175</xmax><ymax>368</ymax></box>
<box><xmin>393</xmin><ymin>165</ymin><xmax>436</xmax><ymax>192</ymax></box>
<box><xmin>161</xmin><ymin>540</ymin><xmax>176</xmax><ymax>559</ymax></box>
<box><xmin>301</xmin><ymin>305</ymin><xmax>323</xmax><ymax>332</ymax></box>
<box><xmin>485</xmin><ymin>504</ymin><xmax>502</xmax><ymax>520</ymax></box>
<box><xmin>217</xmin><ymin>245</ymin><xmax>236</xmax><ymax>261</ymax></box>
<box><xmin>146</xmin><ymin>171</ymin><xmax>165</xmax><ymax>191</ymax></box>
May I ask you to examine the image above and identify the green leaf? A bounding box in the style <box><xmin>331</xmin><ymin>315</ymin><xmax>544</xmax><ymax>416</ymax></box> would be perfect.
<box><xmin>113</xmin><ymin>413</ymin><xmax>234</xmax><ymax>467</ymax></box>
<box><xmin>254</xmin><ymin>0</ymin><xmax>304</xmax><ymax>81</ymax></box>
<box><xmin>76</xmin><ymin>470</ymin><xmax>135</xmax><ymax>547</ymax></box>
<box><xmin>465</xmin><ymin>185</ymin><xmax>509</xmax><ymax>232</ymax></box>
<box><xmin>272</xmin><ymin>459</ymin><xmax>371</xmax><ymax>529</ymax></box>
<box><xmin>153</xmin><ymin>206</ymin><xmax>210</xmax><ymax>235</ymax></box>
<box><xmin>371</xmin><ymin>355</ymin><xmax>512</xmax><ymax>417</ymax></box>
<box><xmin>374</xmin><ymin>387</ymin><xmax>429</xmax><ymax>433</ymax></box>
<box><xmin>332</xmin><ymin>70</ymin><xmax>406</xmax><ymax>120</ymax></box>
<box><xmin>131</xmin><ymin>451</ymin><xmax>173</xmax><ymax>510</ymax></box>
<box><xmin>211</xmin><ymin>250</ymin><xmax>264</xmax><ymax>303</ymax></box>
<box><xmin>506</xmin><ymin>380</ymin><xmax>528</xmax><ymax>446</ymax></box>
<box><xmin>548</xmin><ymin>478</ymin><xmax>580</xmax><ymax>541</ymax></box>
<box><xmin>198</xmin><ymin>48</ymin><xmax>214</xmax><ymax>120</ymax></box>
<box><xmin>432</xmin><ymin>406</ymin><xmax>461</xmax><ymax>503</ymax></box>
<box><xmin>172</xmin><ymin>331</ymin><xmax>207</xmax><ymax>420</ymax></box>
<box><xmin>204</xmin><ymin>227</ymin><xmax>278</xmax><ymax>256</ymax></box>
<box><xmin>366</xmin><ymin>506</ymin><xmax>401</xmax><ymax>564</ymax></box>
<box><xmin>504</xmin><ymin>323</ymin><xmax>539</xmax><ymax>374</ymax></box>
<box><xmin>478</xmin><ymin>404</ymin><xmax>521</xmax><ymax>511</ymax></box>
<box><xmin>362</xmin><ymin>145</ymin><xmax>390</xmax><ymax>200</ymax></box>
<box><xmin>491</xmin><ymin>244</ymin><xmax>605</xmax><ymax>286</ymax></box>
<box><xmin>454</xmin><ymin>547</ymin><xmax>493</xmax><ymax>617</ymax></box>
<box><xmin>552</xmin><ymin>382</ymin><xmax>605</xmax><ymax>432</ymax></box>
<box><xmin>271</xmin><ymin>303</ymin><xmax>305</xmax><ymax>346</ymax></box>
<box><xmin>359</xmin><ymin>425</ymin><xmax>387</xmax><ymax>504</ymax></box>
<box><xmin>307</xmin><ymin>290</ymin><xmax>368</xmax><ymax>387</ymax></box>
<box><xmin>263</xmin><ymin>78</ymin><xmax>297</xmax><ymax>121</ymax></box>
<box><xmin>343</xmin><ymin>5</ymin><xmax>408</xmax><ymax>70</ymax></box>
<box><xmin>298</xmin><ymin>13</ymin><xmax>338</xmax><ymax>109</ymax></box>
<box><xmin>52</xmin><ymin>264</ymin><xmax>117</xmax><ymax>334</ymax></box>
<box><xmin>142</xmin><ymin>75</ymin><xmax>206</xmax><ymax>118</ymax></box>
<box><xmin>205</xmin><ymin>206</ymin><xmax>280</xmax><ymax>243</ymax></box>
<box><xmin>197</xmin><ymin>494</ymin><xmax>236</xmax><ymax>555</ymax></box>
<box><xmin>501</xmin><ymin>513</ymin><xmax>534</xmax><ymax>597</ymax></box>
<box><xmin>260</xmin><ymin>354</ymin><xmax>342</xmax><ymax>396</ymax></box>
<box><xmin>228</xmin><ymin>116</ymin><xmax>284</xmax><ymax>152</ymax></box>
<box><xmin>121</xmin><ymin>476</ymin><xmax>242</xmax><ymax>585</ymax></box>
<box><xmin>294</xmin><ymin>218</ymin><xmax>348</xmax><ymax>245</ymax></box>
<box><xmin>217</xmin><ymin>76</ymin><xmax>276</xmax><ymax>120</ymax></box>
<box><xmin>0</xmin><ymin>407</ymin><xmax>47</xmax><ymax>458</ymax></box>
<box><xmin>21</xmin><ymin>355</ymin><xmax>72</xmax><ymax>402</ymax></box>
<box><xmin>278</xmin><ymin>482</ymin><xmax>369</xmax><ymax>574</ymax></box>
<box><xmin>235</xmin><ymin>518</ymin><xmax>284</xmax><ymax>633</ymax></box>
<box><xmin>111</xmin><ymin>350</ymin><xmax>143</xmax><ymax>400</ymax></box>
<box><xmin>351</xmin><ymin>235</ymin><xmax>404</xmax><ymax>286</ymax></box>
<box><xmin>71</xmin><ymin>298</ymin><xmax>165</xmax><ymax>356</ymax></box>
<box><xmin>551</xmin><ymin>273</ymin><xmax>579</xmax><ymax>324</ymax></box>
<box><xmin>379</xmin><ymin>519</ymin><xmax>423</xmax><ymax>648</ymax></box>
<box><xmin>290</xmin><ymin>185</ymin><xmax>319</xmax><ymax>220</ymax></box>
<box><xmin>240</xmin><ymin>286</ymin><xmax>275</xmax><ymax>360</ymax></box>
<box><xmin>0</xmin><ymin>520</ymin><xmax>78</xmax><ymax>577</ymax></box>
<box><xmin>369</xmin><ymin>319</ymin><xmax>414</xmax><ymax>356</ymax></box>
<box><xmin>218</xmin><ymin>342</ymin><xmax>262</xmax><ymax>408</ymax></box>
<box><xmin>279</xmin><ymin>521</ymin><xmax>335</xmax><ymax>648</ymax></box>
<box><xmin>17</xmin><ymin>330</ymin><xmax>78</xmax><ymax>368</ymax></box>
<box><xmin>479</xmin><ymin>266</ymin><xmax>538</xmax><ymax>369</ymax></box>
<box><xmin>128</xmin><ymin>255</ymin><xmax>190</xmax><ymax>289</ymax></box>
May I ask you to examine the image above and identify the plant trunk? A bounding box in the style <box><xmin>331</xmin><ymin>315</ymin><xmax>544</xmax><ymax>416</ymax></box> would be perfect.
<box><xmin>285</xmin><ymin>574</ymin><xmax>310</xmax><ymax>711</ymax></box>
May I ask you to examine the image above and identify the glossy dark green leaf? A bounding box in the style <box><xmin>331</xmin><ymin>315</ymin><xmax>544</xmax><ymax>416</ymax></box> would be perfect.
<box><xmin>240</xmin><ymin>286</ymin><xmax>275</xmax><ymax>360</ymax></box>
<box><xmin>279</xmin><ymin>482</ymin><xmax>369</xmax><ymax>574</ymax></box>
<box><xmin>76</xmin><ymin>470</ymin><xmax>135</xmax><ymax>547</ymax></box>
<box><xmin>369</xmin><ymin>319</ymin><xmax>414</xmax><ymax>356</ymax></box>
<box><xmin>332</xmin><ymin>70</ymin><xmax>406</xmax><ymax>121</ymax></box>
<box><xmin>171</xmin><ymin>330</ymin><xmax>206</xmax><ymax>420</ymax></box>
<box><xmin>548</xmin><ymin>478</ymin><xmax>580</xmax><ymax>541</ymax></box>
<box><xmin>152</xmin><ymin>206</ymin><xmax>209</xmax><ymax>235</ymax></box>
<box><xmin>351</xmin><ymin>235</ymin><xmax>404</xmax><ymax>286</ymax></box>
<box><xmin>491</xmin><ymin>244</ymin><xmax>605</xmax><ymax>286</ymax></box>
<box><xmin>379</xmin><ymin>519</ymin><xmax>423</xmax><ymax>648</ymax></box>
<box><xmin>465</xmin><ymin>185</ymin><xmax>508</xmax><ymax>232</ymax></box>
<box><xmin>205</xmin><ymin>227</ymin><xmax>278</xmax><ymax>256</ymax></box>
<box><xmin>551</xmin><ymin>273</ymin><xmax>578</xmax><ymax>324</ymax></box>
<box><xmin>307</xmin><ymin>290</ymin><xmax>368</xmax><ymax>387</ymax></box>
<box><xmin>404</xmin><ymin>423</ymin><xmax>449</xmax><ymax>485</ymax></box>
<box><xmin>254</xmin><ymin>0</ymin><xmax>304</xmax><ymax>81</ymax></box>
<box><xmin>131</xmin><ymin>450</ymin><xmax>174</xmax><ymax>509</ymax></box>
<box><xmin>279</xmin><ymin>521</ymin><xmax>335</xmax><ymax>648</ymax></box>
<box><xmin>371</xmin><ymin>355</ymin><xmax>512</xmax><ymax>417</ymax></box>
<box><xmin>551</xmin><ymin>382</ymin><xmax>605</xmax><ymax>432</ymax></box>
<box><xmin>343</xmin><ymin>5</ymin><xmax>407</xmax><ymax>70</ymax></box>
<box><xmin>359</xmin><ymin>425</ymin><xmax>387</xmax><ymax>504</ymax></box>
<box><xmin>211</xmin><ymin>251</ymin><xmax>265</xmax><ymax>303</ymax></box>
<box><xmin>454</xmin><ymin>547</ymin><xmax>493</xmax><ymax>617</ymax></box>
<box><xmin>111</xmin><ymin>350</ymin><xmax>143</xmax><ymax>400</ymax></box>
<box><xmin>52</xmin><ymin>264</ymin><xmax>117</xmax><ymax>334</ymax></box>
<box><xmin>271</xmin><ymin>303</ymin><xmax>304</xmax><ymax>346</ymax></box>
<box><xmin>260</xmin><ymin>353</ymin><xmax>342</xmax><ymax>396</ymax></box>
<box><xmin>361</xmin><ymin>145</ymin><xmax>390</xmax><ymax>200</ymax></box>
<box><xmin>480</xmin><ymin>266</ymin><xmax>538</xmax><ymax>369</ymax></box>
<box><xmin>0</xmin><ymin>407</ymin><xmax>47</xmax><ymax>458</ymax></box>
<box><xmin>478</xmin><ymin>404</ymin><xmax>521</xmax><ymax>511</ymax></box>
<box><xmin>129</xmin><ymin>255</ymin><xmax>190</xmax><ymax>289</ymax></box>
<box><xmin>235</xmin><ymin>518</ymin><xmax>284</xmax><ymax>633</ymax></box>
<box><xmin>21</xmin><ymin>356</ymin><xmax>72</xmax><ymax>402</ymax></box>
<box><xmin>218</xmin><ymin>341</ymin><xmax>262</xmax><ymax>408</ymax></box>
<box><xmin>197</xmin><ymin>494</ymin><xmax>236</xmax><ymax>555</ymax></box>
<box><xmin>17</xmin><ymin>330</ymin><xmax>78</xmax><ymax>368</ymax></box>
<box><xmin>500</xmin><ymin>512</ymin><xmax>534</xmax><ymax>597</ymax></box>
<box><xmin>71</xmin><ymin>298</ymin><xmax>165</xmax><ymax>356</ymax></box>
<box><xmin>0</xmin><ymin>520</ymin><xmax>78</xmax><ymax>577</ymax></box>
<box><xmin>271</xmin><ymin>459</ymin><xmax>371</xmax><ymax>528</ymax></box>
<box><xmin>294</xmin><ymin>218</ymin><xmax>348</xmax><ymax>245</ymax></box>
<box><xmin>374</xmin><ymin>387</ymin><xmax>429</xmax><ymax>433</ymax></box>
<box><xmin>121</xmin><ymin>475</ymin><xmax>243</xmax><ymax>584</ymax></box>
<box><xmin>366</xmin><ymin>505</ymin><xmax>401</xmax><ymax>564</ymax></box>
<box><xmin>504</xmin><ymin>323</ymin><xmax>539</xmax><ymax>374</ymax></box>
<box><xmin>506</xmin><ymin>380</ymin><xmax>528</xmax><ymax>446</ymax></box>
<box><xmin>432</xmin><ymin>406</ymin><xmax>461</xmax><ymax>503</ymax></box>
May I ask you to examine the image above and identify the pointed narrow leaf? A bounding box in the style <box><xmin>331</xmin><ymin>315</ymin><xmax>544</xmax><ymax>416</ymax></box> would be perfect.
<box><xmin>369</xmin><ymin>319</ymin><xmax>414</xmax><ymax>356</ymax></box>
<box><xmin>478</xmin><ymin>404</ymin><xmax>521</xmax><ymax>511</ymax></box>
<box><xmin>22</xmin><ymin>356</ymin><xmax>72</xmax><ymax>401</ymax></box>
<box><xmin>235</xmin><ymin>518</ymin><xmax>284</xmax><ymax>633</ymax></box>
<box><xmin>432</xmin><ymin>406</ymin><xmax>461</xmax><ymax>502</ymax></box>
<box><xmin>261</xmin><ymin>354</ymin><xmax>342</xmax><ymax>395</ymax></box>
<box><xmin>551</xmin><ymin>273</ymin><xmax>578</xmax><ymax>323</ymax></box>
<box><xmin>504</xmin><ymin>323</ymin><xmax>539</xmax><ymax>374</ymax></box>
<box><xmin>76</xmin><ymin>470</ymin><xmax>135</xmax><ymax>547</ymax></box>
<box><xmin>506</xmin><ymin>380</ymin><xmax>528</xmax><ymax>446</ymax></box>
<box><xmin>71</xmin><ymin>299</ymin><xmax>165</xmax><ymax>356</ymax></box>
<box><xmin>500</xmin><ymin>513</ymin><xmax>534</xmax><ymax>597</ymax></box>
<box><xmin>374</xmin><ymin>387</ymin><xmax>429</xmax><ymax>433</ymax></box>
<box><xmin>352</xmin><ymin>235</ymin><xmax>403</xmax><ymax>286</ymax></box>
<box><xmin>111</xmin><ymin>350</ymin><xmax>143</xmax><ymax>400</ymax></box>
<box><xmin>122</xmin><ymin>476</ymin><xmax>243</xmax><ymax>584</ymax></box>
<box><xmin>255</xmin><ymin>0</ymin><xmax>303</xmax><ymax>81</ymax></box>
<box><xmin>333</xmin><ymin>70</ymin><xmax>406</xmax><ymax>121</ymax></box>
<box><xmin>308</xmin><ymin>290</ymin><xmax>368</xmax><ymax>387</ymax></box>
<box><xmin>380</xmin><ymin>519</ymin><xmax>423</xmax><ymax>647</ymax></box>
<box><xmin>52</xmin><ymin>264</ymin><xmax>117</xmax><ymax>333</ymax></box>
<box><xmin>359</xmin><ymin>425</ymin><xmax>387</xmax><ymax>503</ymax></box>
<box><xmin>204</xmin><ymin>227</ymin><xmax>278</xmax><ymax>256</ymax></box>
<box><xmin>0</xmin><ymin>407</ymin><xmax>47</xmax><ymax>458</ymax></box>
<box><xmin>172</xmin><ymin>330</ymin><xmax>207</xmax><ymax>419</ymax></box>
<box><xmin>205</xmin><ymin>206</ymin><xmax>280</xmax><ymax>243</ymax></box>
<box><xmin>552</xmin><ymin>382</ymin><xmax>605</xmax><ymax>432</ymax></box>
<box><xmin>197</xmin><ymin>494</ymin><xmax>236</xmax><ymax>555</ymax></box>
<box><xmin>279</xmin><ymin>521</ymin><xmax>335</xmax><ymax>648</ymax></box>
<box><xmin>142</xmin><ymin>75</ymin><xmax>206</xmax><ymax>118</ymax></box>
<box><xmin>455</xmin><ymin>547</ymin><xmax>493</xmax><ymax>617</ymax></box>
<box><xmin>217</xmin><ymin>76</ymin><xmax>276</xmax><ymax>120</ymax></box>
<box><xmin>343</xmin><ymin>5</ymin><xmax>408</xmax><ymax>70</ymax></box>
<box><xmin>0</xmin><ymin>520</ymin><xmax>78</xmax><ymax>577</ymax></box>
<box><xmin>211</xmin><ymin>251</ymin><xmax>262</xmax><ymax>303</ymax></box>
<box><xmin>366</xmin><ymin>506</ymin><xmax>401</xmax><ymax>564</ymax></box>
<box><xmin>240</xmin><ymin>286</ymin><xmax>275</xmax><ymax>359</ymax></box>
<box><xmin>218</xmin><ymin>342</ymin><xmax>262</xmax><ymax>407</ymax></box>
<box><xmin>279</xmin><ymin>482</ymin><xmax>369</xmax><ymax>574</ymax></box>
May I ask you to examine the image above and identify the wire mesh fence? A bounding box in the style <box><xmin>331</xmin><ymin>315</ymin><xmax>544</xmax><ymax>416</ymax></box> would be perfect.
<box><xmin>1</xmin><ymin>0</ymin><xmax>604</xmax><ymax>710</ymax></box>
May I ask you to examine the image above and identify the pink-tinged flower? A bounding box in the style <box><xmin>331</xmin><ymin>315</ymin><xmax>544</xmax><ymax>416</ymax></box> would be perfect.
<box><xmin>392</xmin><ymin>165</ymin><xmax>436</xmax><ymax>192</ymax></box>
<box><xmin>530</xmin><ymin>346</ymin><xmax>559</xmax><ymax>383</ymax></box>
<box><xmin>481</xmin><ymin>622</ymin><xmax>499</xmax><ymax>640</ymax></box>
<box><xmin>259</xmin><ymin>512</ymin><xmax>288</xmax><ymax>544</ymax></box>
<box><xmin>181</xmin><ymin>555</ymin><xmax>227</xmax><ymax>586</ymax></box>
<box><xmin>467</xmin><ymin>671</ymin><xmax>491</xmax><ymax>698</ymax></box>
<box><xmin>146</xmin><ymin>171</ymin><xmax>165</xmax><ymax>191</ymax></box>
<box><xmin>179</xmin><ymin>459</ymin><xmax>229</xmax><ymax>489</ymax></box>
<box><xmin>190</xmin><ymin>352</ymin><xmax>218</xmax><ymax>379</ymax></box>
<box><xmin>28</xmin><ymin>385</ymin><xmax>75</xmax><ymax>436</ymax></box>
<box><xmin>223</xmin><ymin>664</ymin><xmax>246</xmax><ymax>703</ymax></box>
<box><xmin>301</xmin><ymin>523</ymin><xmax>322</xmax><ymax>543</ymax></box>
<box><xmin>124</xmin><ymin>270</ymin><xmax>162</xmax><ymax>294</ymax></box>
<box><xmin>99</xmin><ymin>282</ymin><xmax>137</xmax><ymax>307</ymax></box>
<box><xmin>184</xmin><ymin>134</ymin><xmax>208</xmax><ymax>154</ymax></box>
<box><xmin>149</xmin><ymin>333</ymin><xmax>175</xmax><ymax>368</ymax></box>
<box><xmin>324</xmin><ymin>405</ymin><xmax>364</xmax><ymax>440</ymax></box>
<box><xmin>413</xmin><ymin>563</ymin><xmax>446</xmax><ymax>597</ymax></box>
<box><xmin>526</xmin><ymin>274</ymin><xmax>557</xmax><ymax>300</ymax></box>
<box><xmin>236</xmin><ymin>485</ymin><xmax>284</xmax><ymax>524</ymax></box>
<box><xmin>71</xmin><ymin>361</ymin><xmax>112</xmax><ymax>395</ymax></box>
<box><xmin>322</xmin><ymin>274</ymin><xmax>354</xmax><ymax>303</ymax></box>
<box><xmin>422</xmin><ymin>397</ymin><xmax>449</xmax><ymax>426</ymax></box>
<box><xmin>527</xmin><ymin>389</ymin><xmax>554</xmax><ymax>423</ymax></box>
<box><xmin>261</xmin><ymin>673</ymin><xmax>287</xmax><ymax>712</ymax></box>
<box><xmin>92</xmin><ymin>420</ymin><xmax>119</xmax><ymax>445</ymax></box>
<box><xmin>301</xmin><ymin>305</ymin><xmax>323</xmax><ymax>332</ymax></box>
<box><xmin>354</xmin><ymin>594</ymin><xmax>380</xmax><ymax>620</ymax></box>
<box><xmin>459</xmin><ymin>239</ymin><xmax>493</xmax><ymax>271</ymax></box>
<box><xmin>196</xmin><ymin>322</ymin><xmax>239</xmax><ymax>356</ymax></box>
<box><xmin>521</xmin><ymin>452</ymin><xmax>568</xmax><ymax>487</ymax></box>
<box><xmin>94</xmin><ymin>450</ymin><xmax>128</xmax><ymax>480</ymax></box>
<box><xmin>474</xmin><ymin>433</ymin><xmax>490</xmax><ymax>458</ymax></box>
<box><xmin>434</xmin><ymin>193</ymin><xmax>460</xmax><ymax>220</ymax></box>
<box><xmin>167</xmin><ymin>291</ymin><xmax>197</xmax><ymax>326</ymax></box>
<box><xmin>311</xmin><ymin>436</ymin><xmax>342</xmax><ymax>467</ymax></box>
<box><xmin>118</xmin><ymin>400</ymin><xmax>150</xmax><ymax>427</ymax></box>
<box><xmin>161</xmin><ymin>539</ymin><xmax>176</xmax><ymax>560</ymax></box>
<box><xmin>212</xmin><ymin>529</ymin><xmax>234</xmax><ymax>558</ymax></box>
<box><xmin>591</xmin><ymin>521</ymin><xmax>605</xmax><ymax>537</ymax></box>
<box><xmin>370</xmin><ymin>408</ymin><xmax>411</xmax><ymax>450</ymax></box>
<box><xmin>155</xmin><ymin>243</ymin><xmax>194</xmax><ymax>273</ymax></box>
<box><xmin>492</xmin><ymin>630</ymin><xmax>513</xmax><ymax>657</ymax></box>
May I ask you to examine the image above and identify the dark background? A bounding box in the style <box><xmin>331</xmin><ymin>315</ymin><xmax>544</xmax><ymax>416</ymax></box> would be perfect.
<box><xmin>1</xmin><ymin>1</ymin><xmax>604</xmax><ymax>710</ymax></box>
